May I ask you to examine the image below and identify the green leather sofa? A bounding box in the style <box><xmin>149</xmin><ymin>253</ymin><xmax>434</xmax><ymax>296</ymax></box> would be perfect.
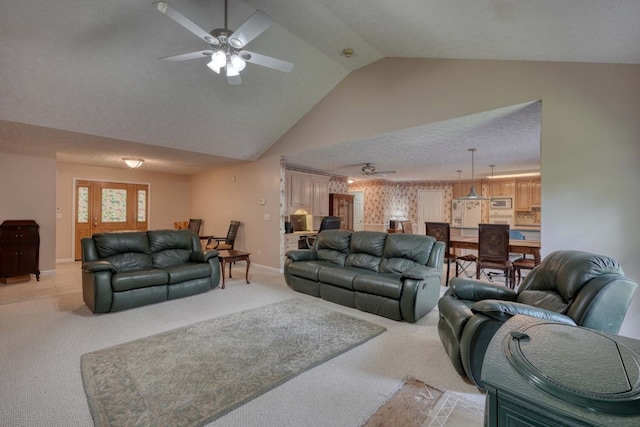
<box><xmin>81</xmin><ymin>229</ymin><xmax>221</xmax><ymax>313</ymax></box>
<box><xmin>437</xmin><ymin>250</ymin><xmax>638</xmax><ymax>389</ymax></box>
<box><xmin>284</xmin><ymin>230</ymin><xmax>445</xmax><ymax>323</ymax></box>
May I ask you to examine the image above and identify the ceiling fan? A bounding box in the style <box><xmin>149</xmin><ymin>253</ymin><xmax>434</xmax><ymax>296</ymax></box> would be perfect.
<box><xmin>153</xmin><ymin>0</ymin><xmax>294</xmax><ymax>85</ymax></box>
<box><xmin>360</xmin><ymin>163</ymin><xmax>396</xmax><ymax>176</ymax></box>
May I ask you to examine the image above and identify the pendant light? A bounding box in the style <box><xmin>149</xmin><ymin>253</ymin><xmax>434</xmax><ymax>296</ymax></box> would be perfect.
<box><xmin>489</xmin><ymin>164</ymin><xmax>495</xmax><ymax>201</ymax></box>
<box><xmin>458</xmin><ymin>148</ymin><xmax>488</xmax><ymax>200</ymax></box>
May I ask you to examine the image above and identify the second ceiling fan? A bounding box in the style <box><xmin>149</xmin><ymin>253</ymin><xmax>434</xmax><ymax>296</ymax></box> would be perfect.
<box><xmin>153</xmin><ymin>0</ymin><xmax>294</xmax><ymax>85</ymax></box>
<box><xmin>361</xmin><ymin>163</ymin><xmax>396</xmax><ymax>176</ymax></box>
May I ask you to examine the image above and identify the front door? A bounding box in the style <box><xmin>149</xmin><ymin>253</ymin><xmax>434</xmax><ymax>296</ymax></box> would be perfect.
<box><xmin>74</xmin><ymin>180</ymin><xmax>149</xmax><ymax>260</ymax></box>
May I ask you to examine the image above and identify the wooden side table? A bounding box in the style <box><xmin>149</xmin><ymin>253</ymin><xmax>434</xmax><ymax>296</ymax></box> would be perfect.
<box><xmin>217</xmin><ymin>250</ymin><xmax>250</xmax><ymax>289</ymax></box>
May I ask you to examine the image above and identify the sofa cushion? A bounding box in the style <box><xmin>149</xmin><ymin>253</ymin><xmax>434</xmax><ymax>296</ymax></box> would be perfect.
<box><xmin>317</xmin><ymin>265</ymin><xmax>366</xmax><ymax>290</ymax></box>
<box><xmin>93</xmin><ymin>232</ymin><xmax>153</xmax><ymax>271</ymax></box>
<box><xmin>164</xmin><ymin>263</ymin><xmax>212</xmax><ymax>285</ymax></box>
<box><xmin>353</xmin><ymin>273</ymin><xmax>403</xmax><ymax>299</ymax></box>
<box><xmin>345</xmin><ymin>231</ymin><xmax>387</xmax><ymax>272</ymax></box>
<box><xmin>288</xmin><ymin>261</ymin><xmax>333</xmax><ymax>281</ymax></box>
<box><xmin>148</xmin><ymin>229</ymin><xmax>194</xmax><ymax>268</ymax></box>
<box><xmin>315</xmin><ymin>230</ymin><xmax>351</xmax><ymax>265</ymax></box>
<box><xmin>111</xmin><ymin>269</ymin><xmax>169</xmax><ymax>292</ymax></box>
<box><xmin>379</xmin><ymin>234</ymin><xmax>435</xmax><ymax>274</ymax></box>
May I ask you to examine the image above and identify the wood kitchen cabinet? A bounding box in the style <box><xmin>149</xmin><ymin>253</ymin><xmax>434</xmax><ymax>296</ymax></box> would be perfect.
<box><xmin>329</xmin><ymin>193</ymin><xmax>354</xmax><ymax>231</ymax></box>
<box><xmin>531</xmin><ymin>179</ymin><xmax>541</xmax><ymax>206</ymax></box>
<box><xmin>515</xmin><ymin>177</ymin><xmax>541</xmax><ymax>210</ymax></box>
<box><xmin>490</xmin><ymin>179</ymin><xmax>515</xmax><ymax>197</ymax></box>
<box><xmin>0</xmin><ymin>220</ymin><xmax>40</xmax><ymax>283</ymax></box>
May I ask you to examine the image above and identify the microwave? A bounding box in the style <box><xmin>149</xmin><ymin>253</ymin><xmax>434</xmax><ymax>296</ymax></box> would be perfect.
<box><xmin>490</xmin><ymin>198</ymin><xmax>512</xmax><ymax>209</ymax></box>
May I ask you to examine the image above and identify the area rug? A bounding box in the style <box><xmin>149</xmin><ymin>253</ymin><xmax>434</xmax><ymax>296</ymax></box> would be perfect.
<box><xmin>363</xmin><ymin>379</ymin><xmax>485</xmax><ymax>427</ymax></box>
<box><xmin>81</xmin><ymin>298</ymin><xmax>386</xmax><ymax>427</ymax></box>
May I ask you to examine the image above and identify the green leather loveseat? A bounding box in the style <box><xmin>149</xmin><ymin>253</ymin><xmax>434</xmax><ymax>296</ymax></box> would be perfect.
<box><xmin>284</xmin><ymin>230</ymin><xmax>445</xmax><ymax>322</ymax></box>
<box><xmin>81</xmin><ymin>229</ymin><xmax>221</xmax><ymax>313</ymax></box>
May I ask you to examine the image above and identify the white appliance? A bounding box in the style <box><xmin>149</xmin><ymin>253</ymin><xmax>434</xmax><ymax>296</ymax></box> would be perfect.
<box><xmin>452</xmin><ymin>199</ymin><xmax>482</xmax><ymax>228</ymax></box>
<box><xmin>489</xmin><ymin>209</ymin><xmax>515</xmax><ymax>227</ymax></box>
<box><xmin>490</xmin><ymin>197</ymin><xmax>512</xmax><ymax>209</ymax></box>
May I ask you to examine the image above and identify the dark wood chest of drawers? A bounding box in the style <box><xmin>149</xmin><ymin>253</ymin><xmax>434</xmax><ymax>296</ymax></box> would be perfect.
<box><xmin>0</xmin><ymin>220</ymin><xmax>40</xmax><ymax>282</ymax></box>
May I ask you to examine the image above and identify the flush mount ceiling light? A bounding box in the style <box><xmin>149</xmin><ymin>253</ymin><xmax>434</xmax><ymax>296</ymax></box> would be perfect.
<box><xmin>123</xmin><ymin>158</ymin><xmax>144</xmax><ymax>169</ymax></box>
<box><xmin>458</xmin><ymin>148</ymin><xmax>489</xmax><ymax>200</ymax></box>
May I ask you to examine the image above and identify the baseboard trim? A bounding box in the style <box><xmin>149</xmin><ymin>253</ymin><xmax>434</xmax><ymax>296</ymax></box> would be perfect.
<box><xmin>56</xmin><ymin>258</ymin><xmax>75</xmax><ymax>263</ymax></box>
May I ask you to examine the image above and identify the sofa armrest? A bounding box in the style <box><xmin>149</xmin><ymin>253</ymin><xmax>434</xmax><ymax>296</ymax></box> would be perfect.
<box><xmin>191</xmin><ymin>250</ymin><xmax>219</xmax><ymax>263</ymax></box>
<box><xmin>471</xmin><ymin>300</ymin><xmax>578</xmax><ymax>325</ymax></box>
<box><xmin>82</xmin><ymin>260</ymin><xmax>116</xmax><ymax>273</ymax></box>
<box><xmin>285</xmin><ymin>250</ymin><xmax>317</xmax><ymax>262</ymax></box>
<box><xmin>402</xmin><ymin>265</ymin><xmax>439</xmax><ymax>280</ymax></box>
<box><xmin>450</xmin><ymin>277</ymin><xmax>518</xmax><ymax>301</ymax></box>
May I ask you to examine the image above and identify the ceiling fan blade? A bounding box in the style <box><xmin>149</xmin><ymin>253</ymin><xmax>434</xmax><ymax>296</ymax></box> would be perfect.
<box><xmin>227</xmin><ymin>74</ymin><xmax>242</xmax><ymax>85</ymax></box>
<box><xmin>228</xmin><ymin>10</ymin><xmax>272</xmax><ymax>48</ymax></box>
<box><xmin>240</xmin><ymin>50</ymin><xmax>294</xmax><ymax>73</ymax></box>
<box><xmin>160</xmin><ymin>50</ymin><xmax>213</xmax><ymax>62</ymax></box>
<box><xmin>375</xmin><ymin>171</ymin><xmax>397</xmax><ymax>174</ymax></box>
<box><xmin>153</xmin><ymin>2</ymin><xmax>219</xmax><ymax>45</ymax></box>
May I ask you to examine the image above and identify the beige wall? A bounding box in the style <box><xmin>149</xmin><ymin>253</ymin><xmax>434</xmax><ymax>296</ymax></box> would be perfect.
<box><xmin>189</xmin><ymin>156</ymin><xmax>282</xmax><ymax>270</ymax></box>
<box><xmin>56</xmin><ymin>162</ymin><xmax>191</xmax><ymax>261</ymax></box>
<box><xmin>263</xmin><ymin>58</ymin><xmax>640</xmax><ymax>338</ymax></box>
<box><xmin>0</xmin><ymin>153</ymin><xmax>57</xmax><ymax>273</ymax></box>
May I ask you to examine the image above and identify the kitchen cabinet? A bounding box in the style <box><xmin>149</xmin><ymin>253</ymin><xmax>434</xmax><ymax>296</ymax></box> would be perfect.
<box><xmin>490</xmin><ymin>179</ymin><xmax>515</xmax><ymax>197</ymax></box>
<box><xmin>285</xmin><ymin>234</ymin><xmax>300</xmax><ymax>253</ymax></box>
<box><xmin>329</xmin><ymin>193</ymin><xmax>354</xmax><ymax>231</ymax></box>
<box><xmin>0</xmin><ymin>220</ymin><xmax>40</xmax><ymax>283</ymax></box>
<box><xmin>313</xmin><ymin>177</ymin><xmax>329</xmax><ymax>216</ymax></box>
<box><xmin>288</xmin><ymin>171</ymin><xmax>313</xmax><ymax>213</ymax></box>
<box><xmin>531</xmin><ymin>179</ymin><xmax>541</xmax><ymax>206</ymax></box>
<box><xmin>286</xmin><ymin>170</ymin><xmax>330</xmax><ymax>216</ymax></box>
<box><xmin>515</xmin><ymin>178</ymin><xmax>541</xmax><ymax>211</ymax></box>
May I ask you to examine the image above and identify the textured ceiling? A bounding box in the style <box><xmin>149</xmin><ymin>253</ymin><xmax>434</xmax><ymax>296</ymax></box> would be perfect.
<box><xmin>286</xmin><ymin>101</ymin><xmax>541</xmax><ymax>181</ymax></box>
<box><xmin>1</xmin><ymin>1</ymin><xmax>638</xmax><ymax>175</ymax></box>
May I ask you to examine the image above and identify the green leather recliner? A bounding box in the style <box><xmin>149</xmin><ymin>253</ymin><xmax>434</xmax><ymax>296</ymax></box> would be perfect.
<box><xmin>437</xmin><ymin>250</ymin><xmax>637</xmax><ymax>389</ymax></box>
<box><xmin>81</xmin><ymin>229</ymin><xmax>221</xmax><ymax>313</ymax></box>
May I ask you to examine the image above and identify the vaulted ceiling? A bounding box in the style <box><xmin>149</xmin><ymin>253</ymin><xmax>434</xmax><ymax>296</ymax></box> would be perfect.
<box><xmin>1</xmin><ymin>1</ymin><xmax>638</xmax><ymax>178</ymax></box>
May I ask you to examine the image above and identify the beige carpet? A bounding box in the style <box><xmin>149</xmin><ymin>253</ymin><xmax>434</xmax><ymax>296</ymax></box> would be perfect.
<box><xmin>81</xmin><ymin>298</ymin><xmax>386</xmax><ymax>427</ymax></box>
<box><xmin>0</xmin><ymin>262</ymin><xmax>484</xmax><ymax>426</ymax></box>
<box><xmin>364</xmin><ymin>379</ymin><xmax>485</xmax><ymax>427</ymax></box>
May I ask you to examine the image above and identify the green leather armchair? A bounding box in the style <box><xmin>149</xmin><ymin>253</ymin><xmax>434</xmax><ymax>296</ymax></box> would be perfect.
<box><xmin>437</xmin><ymin>250</ymin><xmax>637</xmax><ymax>389</ymax></box>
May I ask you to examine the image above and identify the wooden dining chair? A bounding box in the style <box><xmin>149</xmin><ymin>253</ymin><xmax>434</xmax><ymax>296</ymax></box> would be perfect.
<box><xmin>425</xmin><ymin>222</ymin><xmax>456</xmax><ymax>285</ymax></box>
<box><xmin>206</xmin><ymin>220</ymin><xmax>240</xmax><ymax>251</ymax></box>
<box><xmin>476</xmin><ymin>223</ymin><xmax>514</xmax><ymax>288</ymax></box>
<box><xmin>513</xmin><ymin>250</ymin><xmax>542</xmax><ymax>286</ymax></box>
<box><xmin>400</xmin><ymin>221</ymin><xmax>413</xmax><ymax>234</ymax></box>
<box><xmin>187</xmin><ymin>218</ymin><xmax>203</xmax><ymax>235</ymax></box>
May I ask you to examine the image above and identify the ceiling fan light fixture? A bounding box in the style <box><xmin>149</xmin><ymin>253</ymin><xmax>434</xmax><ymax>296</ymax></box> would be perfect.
<box><xmin>226</xmin><ymin>60</ymin><xmax>240</xmax><ymax>76</ymax></box>
<box><xmin>207</xmin><ymin>50</ymin><xmax>227</xmax><ymax>73</ymax></box>
<box><xmin>230</xmin><ymin>54</ymin><xmax>246</xmax><ymax>72</ymax></box>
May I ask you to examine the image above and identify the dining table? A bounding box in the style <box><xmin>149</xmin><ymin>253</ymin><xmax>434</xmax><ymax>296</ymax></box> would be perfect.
<box><xmin>449</xmin><ymin>236</ymin><xmax>541</xmax><ymax>257</ymax></box>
